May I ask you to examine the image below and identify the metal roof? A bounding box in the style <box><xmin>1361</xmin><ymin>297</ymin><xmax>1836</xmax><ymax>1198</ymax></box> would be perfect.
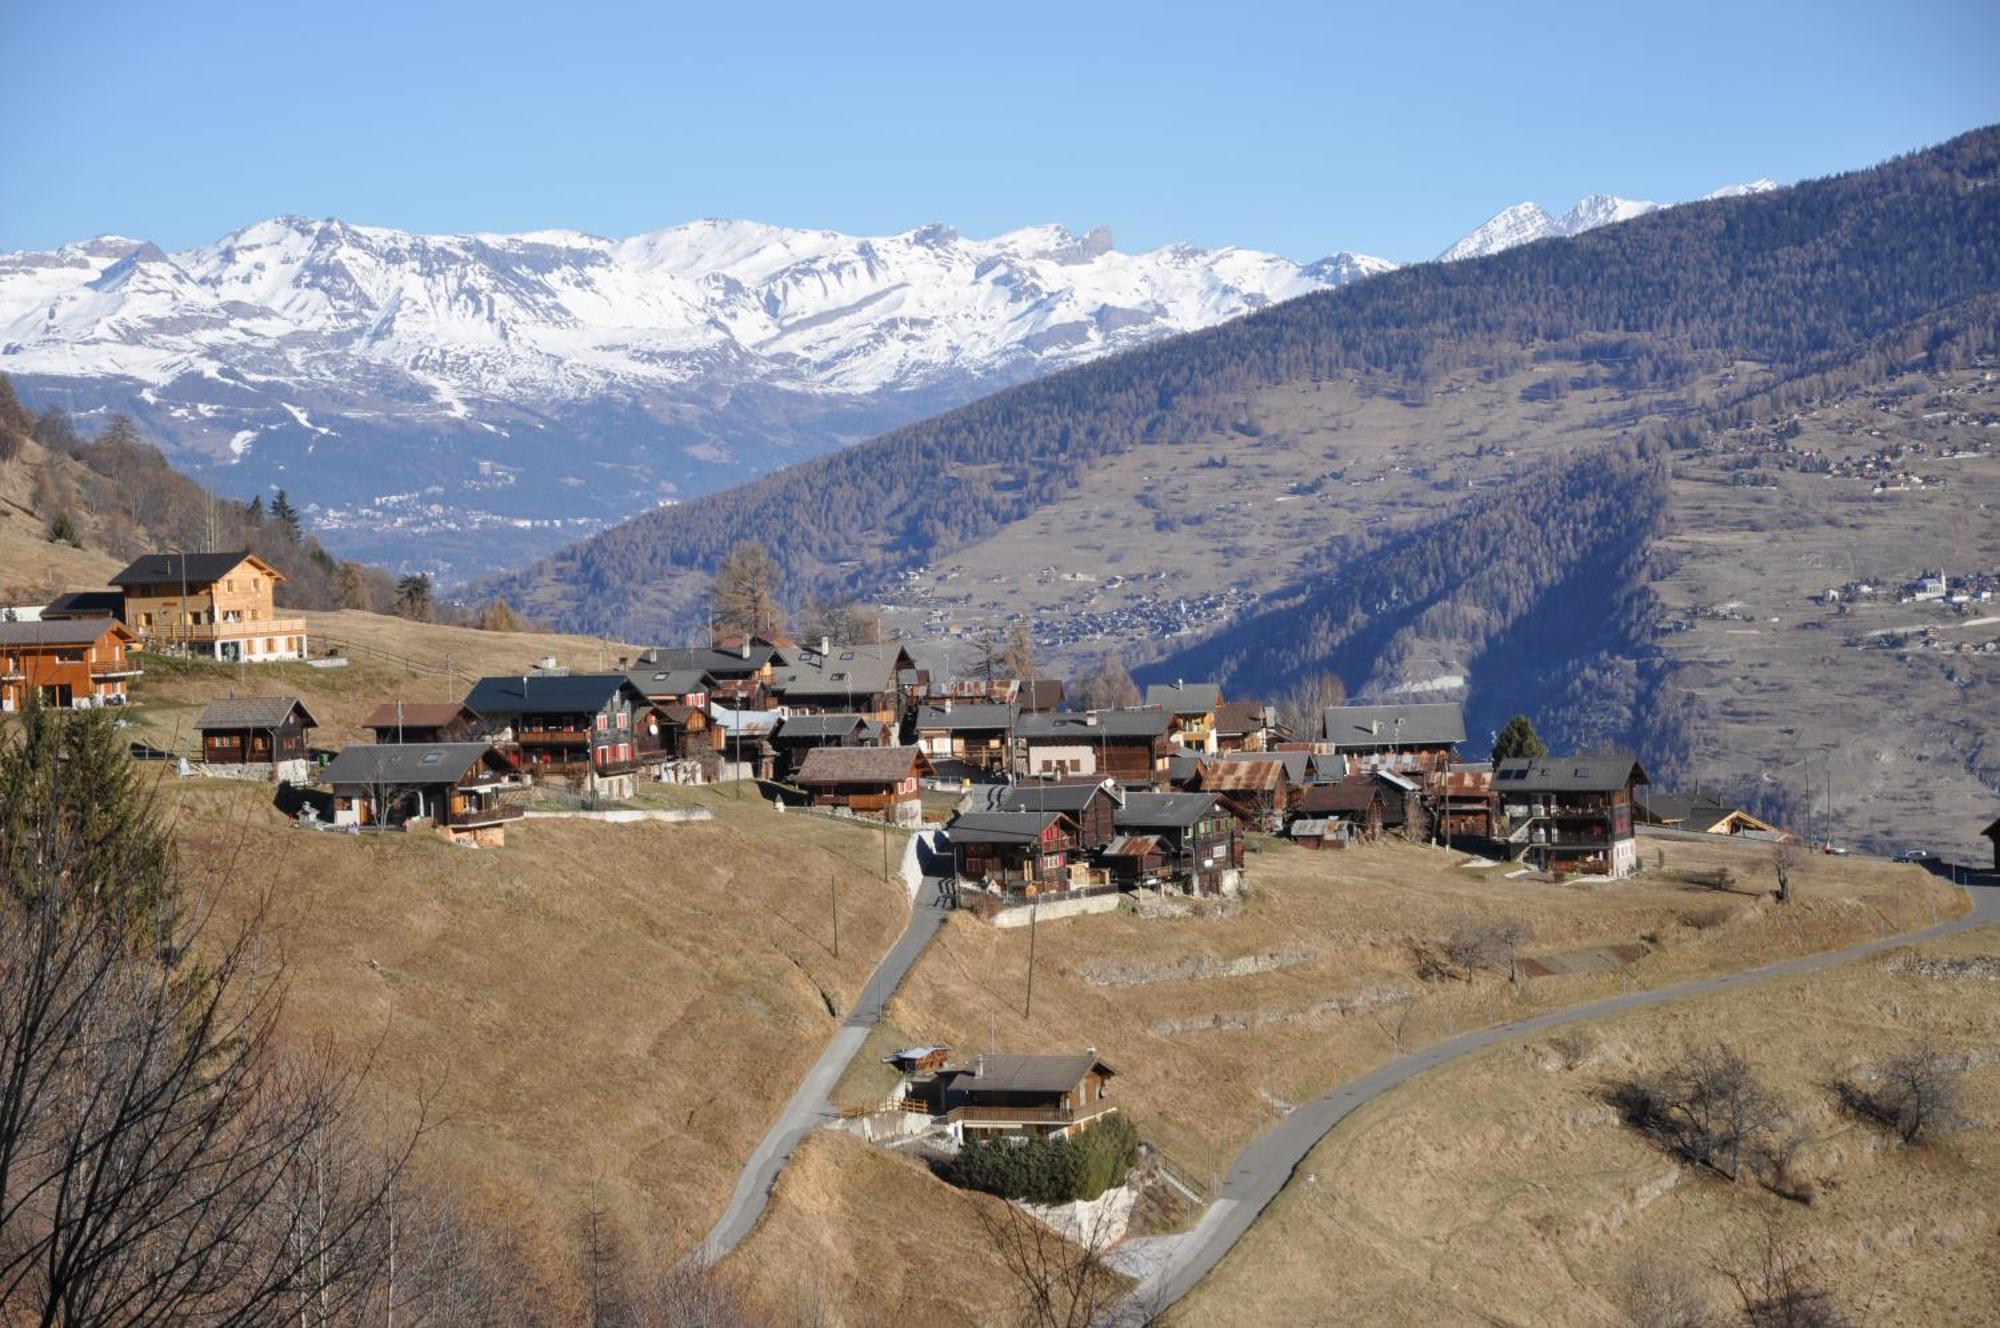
<box><xmin>1001</xmin><ymin>781</ymin><xmax>1123</xmax><ymax>814</ymax></box>
<box><xmin>1320</xmin><ymin>702</ymin><xmax>1466</xmax><ymax>748</ymax></box>
<box><xmin>363</xmin><ymin>701</ymin><xmax>478</xmax><ymax>732</ymax></box>
<box><xmin>1114</xmin><ymin>791</ymin><xmax>1222</xmax><ymax>829</ymax></box>
<box><xmin>321</xmin><ymin>742</ymin><xmax>498</xmax><ymax>788</ymax></box>
<box><xmin>1144</xmin><ymin>681</ymin><xmax>1222</xmax><ymax>714</ymax></box>
<box><xmin>914</xmin><ymin>703</ymin><xmax>1016</xmax><ymax>731</ymax></box>
<box><xmin>194</xmin><ymin>696</ymin><xmax>318</xmax><ymax>730</ymax></box>
<box><xmin>1017</xmin><ymin>708</ymin><xmax>1170</xmax><ymax>740</ymax></box>
<box><xmin>110</xmin><ymin>551</ymin><xmax>274</xmax><ymax>586</ymax></box>
<box><xmin>463</xmin><ymin>673</ymin><xmax>643</xmax><ymax>716</ymax></box>
<box><xmin>946</xmin><ymin>1052</ymin><xmax>1116</xmax><ymax>1095</ymax></box>
<box><xmin>946</xmin><ymin>811</ymin><xmax>1065</xmax><ymax>845</ymax></box>
<box><xmin>774</xmin><ymin>713</ymin><xmax>873</xmax><ymax>739</ymax></box>
<box><xmin>0</xmin><ymin>619</ymin><xmax>134</xmax><ymax>647</ymax></box>
<box><xmin>625</xmin><ymin>667</ymin><xmax>713</xmax><ymax>696</ymax></box>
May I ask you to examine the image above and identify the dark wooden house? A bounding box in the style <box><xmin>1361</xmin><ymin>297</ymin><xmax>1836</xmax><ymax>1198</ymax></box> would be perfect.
<box><xmin>914</xmin><ymin>702</ymin><xmax>1016</xmax><ymax>776</ymax></box>
<box><xmin>1196</xmin><ymin>756</ymin><xmax>1296</xmax><ymax>832</ymax></box>
<box><xmin>936</xmin><ymin>1051</ymin><xmax>1119</xmax><ymax>1142</ymax></box>
<box><xmin>1295</xmin><ymin>776</ymin><xmax>1387</xmax><ymax>843</ymax></box>
<box><xmin>320</xmin><ymin>742</ymin><xmax>525</xmax><ymax>846</ymax></box>
<box><xmin>945</xmin><ymin>810</ymin><xmax>1080</xmax><ymax>893</ymax></box>
<box><xmin>1000</xmin><ymin>779</ymin><xmax>1123</xmax><ymax>852</ymax></box>
<box><xmin>194</xmin><ymin>696</ymin><xmax>318</xmax><ymax>782</ymax></box>
<box><xmin>1112</xmin><ymin>791</ymin><xmax>1241</xmax><ymax>894</ymax></box>
<box><xmin>463</xmin><ymin>674</ymin><xmax>659</xmax><ymax>797</ymax></box>
<box><xmin>792</xmin><ymin>744</ymin><xmax>933</xmax><ymax>825</ymax></box>
<box><xmin>1319</xmin><ymin>702</ymin><xmax>1466</xmax><ymax>775</ymax></box>
<box><xmin>771</xmin><ymin>712</ymin><xmax>883</xmax><ymax>779</ymax></box>
<box><xmin>1495</xmin><ymin>755</ymin><xmax>1649</xmax><ymax>879</ymax></box>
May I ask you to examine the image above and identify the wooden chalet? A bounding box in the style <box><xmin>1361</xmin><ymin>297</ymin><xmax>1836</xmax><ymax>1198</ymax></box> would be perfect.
<box><xmin>999</xmin><ymin>779</ymin><xmax>1123</xmax><ymax>852</ymax></box>
<box><xmin>935</xmin><ymin>1051</ymin><xmax>1119</xmax><ymax>1143</ymax></box>
<box><xmin>1496</xmin><ymin>755</ymin><xmax>1649</xmax><ymax>879</ymax></box>
<box><xmin>791</xmin><ymin>744</ymin><xmax>933</xmax><ymax>825</ymax></box>
<box><xmin>1017</xmin><ymin>678</ymin><xmax>1066</xmax><ymax>712</ymax></box>
<box><xmin>1634</xmin><ymin>789</ymin><xmax>1785</xmax><ymax>839</ymax></box>
<box><xmin>320</xmin><ymin>743</ymin><xmax>526</xmax><ymax>846</ymax></box>
<box><xmin>914</xmin><ymin>701</ymin><xmax>1016</xmax><ymax>777</ymax></box>
<box><xmin>1014</xmin><ymin>708</ymin><xmax>1172</xmax><ymax>787</ymax></box>
<box><xmin>945</xmin><ymin>810</ymin><xmax>1081</xmax><ymax>893</ymax></box>
<box><xmin>770</xmin><ymin>712</ymin><xmax>883</xmax><ymax>780</ymax></box>
<box><xmin>363</xmin><ymin>701</ymin><xmax>485</xmax><ymax>744</ymax></box>
<box><xmin>463</xmin><ymin>673</ymin><xmax>659</xmax><ymax>797</ymax></box>
<box><xmin>111</xmin><ymin>551</ymin><xmax>307</xmax><ymax>661</ymax></box>
<box><xmin>195</xmin><ymin>696</ymin><xmax>318</xmax><ymax>782</ymax></box>
<box><xmin>1294</xmin><ymin>775</ymin><xmax>1388</xmax><ymax>843</ymax></box>
<box><xmin>1112</xmin><ymin>791</ymin><xmax>1241</xmax><ymax>894</ymax></box>
<box><xmin>1145</xmin><ymin>680</ymin><xmax>1223</xmax><ymax>754</ymax></box>
<box><xmin>0</xmin><ymin>619</ymin><xmax>141</xmax><ymax>712</ymax></box>
<box><xmin>1440</xmin><ymin>763</ymin><xmax>1498</xmax><ymax>840</ymax></box>
<box><xmin>624</xmin><ymin>665</ymin><xmax>714</xmax><ymax>709</ymax></box>
<box><xmin>1319</xmin><ymin>702</ymin><xmax>1465</xmax><ymax>775</ymax></box>
<box><xmin>768</xmin><ymin>642</ymin><xmax>916</xmax><ymax>721</ymax></box>
<box><xmin>1214</xmin><ymin>700</ymin><xmax>1274</xmax><ymax>753</ymax></box>
<box><xmin>1196</xmin><ymin>756</ymin><xmax>1295</xmax><ymax>832</ymax></box>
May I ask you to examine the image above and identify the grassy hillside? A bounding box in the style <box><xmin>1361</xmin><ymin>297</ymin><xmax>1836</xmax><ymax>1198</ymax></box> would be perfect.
<box><xmin>488</xmin><ymin>127</ymin><xmax>2000</xmax><ymax>641</ymax></box>
<box><xmin>166</xmin><ymin>777</ymin><xmax>912</xmax><ymax>1286</ymax></box>
<box><xmin>1177</xmin><ymin>921</ymin><xmax>2000</xmax><ymax>1327</ymax></box>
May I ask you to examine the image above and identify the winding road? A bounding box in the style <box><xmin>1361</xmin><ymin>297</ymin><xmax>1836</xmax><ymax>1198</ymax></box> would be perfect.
<box><xmin>1108</xmin><ymin>872</ymin><xmax>1999</xmax><ymax>1324</ymax></box>
<box><xmin>699</xmin><ymin>873</ymin><xmax>953</xmax><ymax>1263</ymax></box>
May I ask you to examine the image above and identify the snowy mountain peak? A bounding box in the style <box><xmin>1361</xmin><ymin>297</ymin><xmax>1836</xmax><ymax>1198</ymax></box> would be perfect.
<box><xmin>1437</xmin><ymin>202</ymin><xmax>1561</xmax><ymax>262</ymax></box>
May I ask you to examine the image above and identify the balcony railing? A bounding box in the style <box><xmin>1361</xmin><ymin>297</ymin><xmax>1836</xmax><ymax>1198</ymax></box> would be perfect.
<box><xmin>453</xmin><ymin>802</ymin><xmax>526</xmax><ymax>827</ymax></box>
<box><xmin>90</xmin><ymin>663</ymin><xmax>144</xmax><ymax>679</ymax></box>
<box><xmin>941</xmin><ymin>1100</ymin><xmax>1119</xmax><ymax>1126</ymax></box>
<box><xmin>143</xmin><ymin>618</ymin><xmax>308</xmax><ymax>644</ymax></box>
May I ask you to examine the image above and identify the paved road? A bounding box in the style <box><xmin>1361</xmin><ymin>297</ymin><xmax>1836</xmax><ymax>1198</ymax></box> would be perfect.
<box><xmin>699</xmin><ymin>873</ymin><xmax>953</xmax><ymax>1263</ymax></box>
<box><xmin>1110</xmin><ymin>876</ymin><xmax>1999</xmax><ymax>1324</ymax></box>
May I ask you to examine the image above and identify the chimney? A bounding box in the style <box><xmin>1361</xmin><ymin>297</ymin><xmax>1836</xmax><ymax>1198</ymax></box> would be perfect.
<box><xmin>1370</xmin><ymin>720</ymin><xmax>1380</xmax><ymax>735</ymax></box>
<box><xmin>820</xmin><ymin>635</ymin><xmax>831</xmax><ymax>656</ymax></box>
<box><xmin>973</xmin><ymin>1054</ymin><xmax>985</xmax><ymax>1079</ymax></box>
<box><xmin>616</xmin><ymin>654</ymin><xmax>629</xmax><ymax>669</ymax></box>
<box><xmin>1176</xmin><ymin>678</ymin><xmax>1184</xmax><ymax>690</ymax></box>
<box><xmin>740</xmin><ymin>640</ymin><xmax>751</xmax><ymax>660</ymax></box>
<box><xmin>1085</xmin><ymin>712</ymin><xmax>1099</xmax><ymax>727</ymax></box>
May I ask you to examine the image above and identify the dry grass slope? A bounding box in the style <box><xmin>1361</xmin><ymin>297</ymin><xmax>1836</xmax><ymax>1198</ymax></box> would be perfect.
<box><xmin>1176</xmin><ymin>922</ymin><xmax>2000</xmax><ymax>1326</ymax></box>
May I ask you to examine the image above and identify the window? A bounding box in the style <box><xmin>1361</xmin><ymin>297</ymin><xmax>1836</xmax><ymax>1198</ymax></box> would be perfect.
<box><xmin>617</xmin><ymin>711</ymin><xmax>628</xmax><ymax>729</ymax></box>
<box><xmin>597</xmin><ymin>714</ymin><xmax>608</xmax><ymax>731</ymax></box>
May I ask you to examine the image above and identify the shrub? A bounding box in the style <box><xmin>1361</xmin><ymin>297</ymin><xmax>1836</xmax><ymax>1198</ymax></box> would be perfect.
<box><xmin>939</xmin><ymin>1114</ymin><xmax>1140</xmax><ymax>1204</ymax></box>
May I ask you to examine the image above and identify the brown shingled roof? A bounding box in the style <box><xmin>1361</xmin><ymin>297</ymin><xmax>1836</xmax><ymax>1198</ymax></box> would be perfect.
<box><xmin>792</xmin><ymin>745</ymin><xmax>932</xmax><ymax>785</ymax></box>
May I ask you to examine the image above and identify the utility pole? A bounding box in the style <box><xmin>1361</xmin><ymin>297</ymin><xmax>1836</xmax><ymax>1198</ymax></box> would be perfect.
<box><xmin>830</xmin><ymin>869</ymin><xmax>839</xmax><ymax>959</ymax></box>
<box><xmin>1023</xmin><ymin>892</ymin><xmax>1039</xmax><ymax>1018</ymax></box>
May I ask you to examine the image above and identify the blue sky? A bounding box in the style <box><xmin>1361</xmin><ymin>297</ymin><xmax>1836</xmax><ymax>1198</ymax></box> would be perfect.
<box><xmin>2</xmin><ymin>0</ymin><xmax>1995</xmax><ymax>261</ymax></box>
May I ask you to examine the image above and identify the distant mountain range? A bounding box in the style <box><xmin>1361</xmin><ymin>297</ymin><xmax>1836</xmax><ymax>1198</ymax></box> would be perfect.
<box><xmin>0</xmin><ymin>179</ymin><xmax>1768</xmax><ymax>578</ymax></box>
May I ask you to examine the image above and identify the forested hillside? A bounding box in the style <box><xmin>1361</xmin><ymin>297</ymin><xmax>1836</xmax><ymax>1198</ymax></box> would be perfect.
<box><xmin>490</xmin><ymin>127</ymin><xmax>2000</xmax><ymax>639</ymax></box>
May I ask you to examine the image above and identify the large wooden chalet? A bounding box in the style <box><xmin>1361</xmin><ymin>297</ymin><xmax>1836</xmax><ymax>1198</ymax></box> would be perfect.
<box><xmin>1319</xmin><ymin>702</ymin><xmax>1465</xmax><ymax>775</ymax></box>
<box><xmin>934</xmin><ymin>1051</ymin><xmax>1119</xmax><ymax>1143</ymax></box>
<box><xmin>463</xmin><ymin>674</ymin><xmax>659</xmax><ymax>798</ymax></box>
<box><xmin>946</xmin><ymin>811</ymin><xmax>1081</xmax><ymax>893</ymax></box>
<box><xmin>999</xmin><ymin>779</ymin><xmax>1123</xmax><ymax>852</ymax></box>
<box><xmin>0</xmin><ymin>619</ymin><xmax>141</xmax><ymax>712</ymax></box>
<box><xmin>770</xmin><ymin>712</ymin><xmax>884</xmax><ymax>780</ymax></box>
<box><xmin>1496</xmin><ymin>755</ymin><xmax>1649</xmax><ymax>878</ymax></box>
<box><xmin>768</xmin><ymin>642</ymin><xmax>915</xmax><ymax>721</ymax></box>
<box><xmin>110</xmin><ymin>551</ymin><xmax>307</xmax><ymax>662</ymax></box>
<box><xmin>914</xmin><ymin>701</ymin><xmax>1016</xmax><ymax>778</ymax></box>
<box><xmin>1145</xmin><ymin>680</ymin><xmax>1223</xmax><ymax>754</ymax></box>
<box><xmin>1014</xmin><ymin>708</ymin><xmax>1172</xmax><ymax>786</ymax></box>
<box><xmin>1110</xmin><ymin>791</ymin><xmax>1241</xmax><ymax>893</ymax></box>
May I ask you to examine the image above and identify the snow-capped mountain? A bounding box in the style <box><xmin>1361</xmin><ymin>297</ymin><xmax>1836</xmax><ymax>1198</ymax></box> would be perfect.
<box><xmin>1437</xmin><ymin>181</ymin><xmax>1776</xmax><ymax>261</ymax></box>
<box><xmin>0</xmin><ymin>216</ymin><xmax>1399</xmax><ymax>575</ymax></box>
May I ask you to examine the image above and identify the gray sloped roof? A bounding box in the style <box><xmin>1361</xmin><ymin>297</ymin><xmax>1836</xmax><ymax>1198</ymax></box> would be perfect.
<box><xmin>1017</xmin><ymin>708</ymin><xmax>1170</xmax><ymax>741</ymax></box>
<box><xmin>0</xmin><ymin>619</ymin><xmax>132</xmax><ymax>647</ymax></box>
<box><xmin>1001</xmin><ymin>781</ymin><xmax>1123</xmax><ymax>814</ymax></box>
<box><xmin>40</xmin><ymin>590</ymin><xmax>125</xmax><ymax>618</ymax></box>
<box><xmin>321</xmin><ymin>742</ymin><xmax>495</xmax><ymax>788</ymax></box>
<box><xmin>774</xmin><ymin>712</ymin><xmax>872</xmax><ymax>739</ymax></box>
<box><xmin>194</xmin><ymin>695</ymin><xmax>318</xmax><ymax>730</ymax></box>
<box><xmin>946</xmin><ymin>1052</ymin><xmax>1116</xmax><ymax>1095</ymax></box>
<box><xmin>1144</xmin><ymin>681</ymin><xmax>1222</xmax><ymax>714</ymax></box>
<box><xmin>1320</xmin><ymin>702</ymin><xmax>1466</xmax><ymax>748</ymax></box>
<box><xmin>1494</xmin><ymin>755</ymin><xmax>1648</xmax><ymax>793</ymax></box>
<box><xmin>625</xmin><ymin>667</ymin><xmax>713</xmax><ymax>696</ymax></box>
<box><xmin>946</xmin><ymin>810</ymin><xmax>1063</xmax><ymax>846</ymax></box>
<box><xmin>464</xmin><ymin>673</ymin><xmax>641</xmax><ymax>716</ymax></box>
<box><xmin>915</xmin><ymin>703</ymin><xmax>1016</xmax><ymax>731</ymax></box>
<box><xmin>110</xmin><ymin>551</ymin><xmax>269</xmax><ymax>586</ymax></box>
<box><xmin>1115</xmin><ymin>791</ymin><xmax>1222</xmax><ymax>830</ymax></box>
<box><xmin>640</xmin><ymin>645</ymin><xmax>780</xmax><ymax>675</ymax></box>
<box><xmin>770</xmin><ymin>644</ymin><xmax>911</xmax><ymax>700</ymax></box>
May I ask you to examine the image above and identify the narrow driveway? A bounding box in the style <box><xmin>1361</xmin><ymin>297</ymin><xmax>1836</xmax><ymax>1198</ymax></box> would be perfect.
<box><xmin>1112</xmin><ymin>877</ymin><xmax>1999</xmax><ymax>1324</ymax></box>
<box><xmin>700</xmin><ymin>874</ymin><xmax>952</xmax><ymax>1262</ymax></box>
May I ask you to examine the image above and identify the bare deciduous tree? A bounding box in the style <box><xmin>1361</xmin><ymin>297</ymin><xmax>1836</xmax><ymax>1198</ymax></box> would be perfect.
<box><xmin>974</xmin><ymin>1200</ymin><xmax>1166</xmax><ymax>1328</ymax></box>
<box><xmin>1837</xmin><ymin>1041</ymin><xmax>1964</xmax><ymax>1145</ymax></box>
<box><xmin>1611</xmin><ymin>1041</ymin><xmax>1785</xmax><ymax>1182</ymax></box>
<box><xmin>1618</xmin><ymin>1253</ymin><xmax>1723</xmax><ymax>1328</ymax></box>
<box><xmin>1442</xmin><ymin>916</ymin><xmax>1533</xmax><ymax>983</ymax></box>
<box><xmin>1771</xmin><ymin>840</ymin><xmax>1803</xmax><ymax>903</ymax></box>
<box><xmin>1717</xmin><ymin>1220</ymin><xmax>1853</xmax><ymax>1328</ymax></box>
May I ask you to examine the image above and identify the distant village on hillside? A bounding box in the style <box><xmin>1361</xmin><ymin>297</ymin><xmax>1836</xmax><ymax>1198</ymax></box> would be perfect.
<box><xmin>14</xmin><ymin>543</ymin><xmax>1971</xmax><ymax>923</ymax></box>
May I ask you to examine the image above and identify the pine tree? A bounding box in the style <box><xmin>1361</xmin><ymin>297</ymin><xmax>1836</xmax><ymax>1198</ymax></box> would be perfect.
<box><xmin>395</xmin><ymin>573</ymin><xmax>434</xmax><ymax>623</ymax></box>
<box><xmin>269</xmin><ymin>489</ymin><xmax>300</xmax><ymax>542</ymax></box>
<box><xmin>245</xmin><ymin>495</ymin><xmax>264</xmax><ymax>524</ymax></box>
<box><xmin>1491</xmin><ymin>714</ymin><xmax>1548</xmax><ymax>766</ymax></box>
<box><xmin>48</xmin><ymin>513</ymin><xmax>80</xmax><ymax>547</ymax></box>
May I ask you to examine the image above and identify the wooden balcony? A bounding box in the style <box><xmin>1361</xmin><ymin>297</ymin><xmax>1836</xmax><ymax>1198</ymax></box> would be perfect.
<box><xmin>943</xmin><ymin>1101</ymin><xmax>1120</xmax><ymax>1127</ymax></box>
<box><xmin>144</xmin><ymin>618</ymin><xmax>308</xmax><ymax>644</ymax></box>
<box><xmin>452</xmin><ymin>801</ymin><xmax>525</xmax><ymax>828</ymax></box>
